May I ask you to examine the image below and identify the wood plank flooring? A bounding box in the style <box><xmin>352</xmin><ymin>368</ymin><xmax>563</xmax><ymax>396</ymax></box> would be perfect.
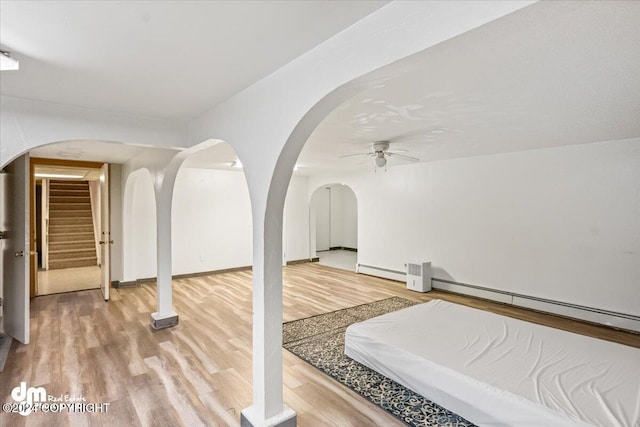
<box><xmin>1</xmin><ymin>263</ymin><xmax>638</xmax><ymax>426</ymax></box>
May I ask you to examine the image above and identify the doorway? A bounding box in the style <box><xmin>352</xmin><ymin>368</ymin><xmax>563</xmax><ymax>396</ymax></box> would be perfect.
<box><xmin>30</xmin><ymin>158</ymin><xmax>111</xmax><ymax>298</ymax></box>
<box><xmin>310</xmin><ymin>184</ymin><xmax>358</xmax><ymax>271</ymax></box>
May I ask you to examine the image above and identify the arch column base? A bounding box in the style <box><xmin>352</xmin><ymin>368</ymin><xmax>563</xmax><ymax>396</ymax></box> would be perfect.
<box><xmin>150</xmin><ymin>311</ymin><xmax>179</xmax><ymax>330</ymax></box>
<box><xmin>241</xmin><ymin>405</ymin><xmax>296</xmax><ymax>427</ymax></box>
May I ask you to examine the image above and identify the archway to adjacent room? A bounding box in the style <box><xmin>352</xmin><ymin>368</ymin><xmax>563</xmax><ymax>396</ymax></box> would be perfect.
<box><xmin>171</xmin><ymin>141</ymin><xmax>253</xmax><ymax>279</ymax></box>
<box><xmin>122</xmin><ymin>167</ymin><xmax>156</xmax><ymax>285</ymax></box>
<box><xmin>309</xmin><ymin>183</ymin><xmax>358</xmax><ymax>271</ymax></box>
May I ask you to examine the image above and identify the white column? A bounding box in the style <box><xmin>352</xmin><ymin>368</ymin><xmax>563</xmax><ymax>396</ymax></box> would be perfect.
<box><xmin>151</xmin><ymin>182</ymin><xmax>178</xmax><ymax>329</ymax></box>
<box><xmin>241</xmin><ymin>209</ymin><xmax>296</xmax><ymax>427</ymax></box>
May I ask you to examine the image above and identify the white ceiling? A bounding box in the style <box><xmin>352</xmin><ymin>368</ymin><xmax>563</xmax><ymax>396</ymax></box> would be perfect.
<box><xmin>298</xmin><ymin>1</ymin><xmax>640</xmax><ymax>175</ymax></box>
<box><xmin>34</xmin><ymin>164</ymin><xmax>102</xmax><ymax>181</ymax></box>
<box><xmin>3</xmin><ymin>2</ymin><xmax>639</xmax><ymax>176</ymax></box>
<box><xmin>181</xmin><ymin>141</ymin><xmax>239</xmax><ymax>171</ymax></box>
<box><xmin>0</xmin><ymin>0</ymin><xmax>387</xmax><ymax>120</ymax></box>
<box><xmin>30</xmin><ymin>140</ymin><xmax>180</xmax><ymax>165</ymax></box>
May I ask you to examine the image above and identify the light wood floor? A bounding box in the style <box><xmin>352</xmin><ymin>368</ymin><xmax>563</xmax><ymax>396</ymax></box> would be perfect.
<box><xmin>1</xmin><ymin>263</ymin><xmax>638</xmax><ymax>426</ymax></box>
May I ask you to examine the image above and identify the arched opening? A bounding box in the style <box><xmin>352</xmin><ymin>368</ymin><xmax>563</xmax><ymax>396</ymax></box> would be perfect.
<box><xmin>172</xmin><ymin>141</ymin><xmax>252</xmax><ymax>276</ymax></box>
<box><xmin>122</xmin><ymin>168</ymin><xmax>156</xmax><ymax>283</ymax></box>
<box><xmin>309</xmin><ymin>183</ymin><xmax>357</xmax><ymax>271</ymax></box>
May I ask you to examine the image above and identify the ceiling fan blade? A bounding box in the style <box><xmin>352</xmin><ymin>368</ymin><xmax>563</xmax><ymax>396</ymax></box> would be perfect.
<box><xmin>386</xmin><ymin>152</ymin><xmax>420</xmax><ymax>162</ymax></box>
<box><xmin>387</xmin><ymin>148</ymin><xmax>408</xmax><ymax>153</ymax></box>
<box><xmin>339</xmin><ymin>152</ymin><xmax>373</xmax><ymax>159</ymax></box>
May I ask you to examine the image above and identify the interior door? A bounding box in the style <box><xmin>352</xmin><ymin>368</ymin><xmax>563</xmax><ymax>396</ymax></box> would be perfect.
<box><xmin>1</xmin><ymin>154</ymin><xmax>30</xmax><ymax>344</ymax></box>
<box><xmin>316</xmin><ymin>188</ymin><xmax>331</xmax><ymax>251</ymax></box>
<box><xmin>99</xmin><ymin>163</ymin><xmax>111</xmax><ymax>301</ymax></box>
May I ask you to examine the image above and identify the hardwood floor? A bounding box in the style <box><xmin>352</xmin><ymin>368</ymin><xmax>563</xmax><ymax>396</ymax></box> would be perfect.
<box><xmin>1</xmin><ymin>263</ymin><xmax>638</xmax><ymax>426</ymax></box>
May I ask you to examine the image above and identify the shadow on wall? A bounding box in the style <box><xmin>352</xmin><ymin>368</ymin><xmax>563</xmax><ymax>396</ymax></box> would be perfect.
<box><xmin>432</xmin><ymin>266</ymin><xmax>456</xmax><ymax>283</ymax></box>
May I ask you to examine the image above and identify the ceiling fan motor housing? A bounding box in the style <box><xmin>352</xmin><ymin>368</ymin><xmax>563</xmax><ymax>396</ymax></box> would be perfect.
<box><xmin>373</xmin><ymin>141</ymin><xmax>390</xmax><ymax>152</ymax></box>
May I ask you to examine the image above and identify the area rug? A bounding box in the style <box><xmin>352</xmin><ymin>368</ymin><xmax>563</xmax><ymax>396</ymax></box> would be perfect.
<box><xmin>283</xmin><ymin>297</ymin><xmax>476</xmax><ymax>426</ymax></box>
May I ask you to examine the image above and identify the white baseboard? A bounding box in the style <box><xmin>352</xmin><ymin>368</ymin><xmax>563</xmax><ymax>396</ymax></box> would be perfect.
<box><xmin>512</xmin><ymin>296</ymin><xmax>640</xmax><ymax>333</ymax></box>
<box><xmin>432</xmin><ymin>279</ymin><xmax>640</xmax><ymax>333</ymax></box>
<box><xmin>355</xmin><ymin>264</ymin><xmax>640</xmax><ymax>333</ymax></box>
<box><xmin>357</xmin><ymin>264</ymin><xmax>405</xmax><ymax>282</ymax></box>
<box><xmin>433</xmin><ymin>279</ymin><xmax>513</xmax><ymax>304</ymax></box>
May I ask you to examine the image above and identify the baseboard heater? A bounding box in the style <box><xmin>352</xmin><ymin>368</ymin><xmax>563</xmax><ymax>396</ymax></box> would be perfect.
<box><xmin>356</xmin><ymin>263</ymin><xmax>640</xmax><ymax>333</ymax></box>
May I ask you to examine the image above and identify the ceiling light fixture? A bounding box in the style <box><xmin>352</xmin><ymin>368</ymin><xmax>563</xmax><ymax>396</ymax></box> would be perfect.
<box><xmin>0</xmin><ymin>51</ymin><xmax>19</xmax><ymax>71</ymax></box>
<box><xmin>35</xmin><ymin>173</ymin><xmax>85</xmax><ymax>179</ymax></box>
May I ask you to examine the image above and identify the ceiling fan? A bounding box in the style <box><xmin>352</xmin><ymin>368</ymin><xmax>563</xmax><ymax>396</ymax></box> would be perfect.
<box><xmin>340</xmin><ymin>141</ymin><xmax>419</xmax><ymax>168</ymax></box>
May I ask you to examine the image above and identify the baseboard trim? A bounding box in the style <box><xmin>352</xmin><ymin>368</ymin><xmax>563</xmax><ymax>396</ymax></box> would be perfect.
<box><xmin>433</xmin><ymin>278</ymin><xmax>640</xmax><ymax>333</ymax></box>
<box><xmin>287</xmin><ymin>259</ymin><xmax>315</xmax><ymax>265</ymax></box>
<box><xmin>112</xmin><ymin>280</ymin><xmax>138</xmax><ymax>289</ymax></box>
<box><xmin>357</xmin><ymin>264</ymin><xmax>405</xmax><ymax>282</ymax></box>
<box><xmin>356</xmin><ymin>263</ymin><xmax>640</xmax><ymax>333</ymax></box>
<box><xmin>329</xmin><ymin>246</ymin><xmax>358</xmax><ymax>252</ymax></box>
<box><xmin>115</xmin><ymin>266</ymin><xmax>254</xmax><ymax>288</ymax></box>
<box><xmin>173</xmin><ymin>265</ymin><xmax>252</xmax><ymax>279</ymax></box>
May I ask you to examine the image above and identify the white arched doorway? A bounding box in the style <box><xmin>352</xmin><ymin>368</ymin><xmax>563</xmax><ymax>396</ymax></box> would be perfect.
<box><xmin>309</xmin><ymin>184</ymin><xmax>357</xmax><ymax>271</ymax></box>
<box><xmin>122</xmin><ymin>167</ymin><xmax>156</xmax><ymax>283</ymax></box>
<box><xmin>171</xmin><ymin>141</ymin><xmax>252</xmax><ymax>276</ymax></box>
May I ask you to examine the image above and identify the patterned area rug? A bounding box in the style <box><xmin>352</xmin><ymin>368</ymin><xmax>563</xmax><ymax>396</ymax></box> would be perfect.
<box><xmin>283</xmin><ymin>297</ymin><xmax>476</xmax><ymax>427</ymax></box>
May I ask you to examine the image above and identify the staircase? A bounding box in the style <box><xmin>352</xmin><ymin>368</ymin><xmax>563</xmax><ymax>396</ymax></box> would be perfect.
<box><xmin>48</xmin><ymin>180</ymin><xmax>98</xmax><ymax>270</ymax></box>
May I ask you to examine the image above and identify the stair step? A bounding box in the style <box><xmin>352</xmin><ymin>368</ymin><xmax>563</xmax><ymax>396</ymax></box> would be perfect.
<box><xmin>49</xmin><ymin>247</ymin><xmax>96</xmax><ymax>255</ymax></box>
<box><xmin>49</xmin><ymin>241</ymin><xmax>95</xmax><ymax>251</ymax></box>
<box><xmin>49</xmin><ymin>184</ymin><xmax>90</xmax><ymax>196</ymax></box>
<box><xmin>49</xmin><ymin>217</ymin><xmax>93</xmax><ymax>225</ymax></box>
<box><xmin>49</xmin><ymin>233</ymin><xmax>95</xmax><ymax>243</ymax></box>
<box><xmin>50</xmin><ymin>202</ymin><xmax>93</xmax><ymax>210</ymax></box>
<box><xmin>48</xmin><ymin>189</ymin><xmax>90</xmax><ymax>197</ymax></box>
<box><xmin>49</xmin><ymin>210</ymin><xmax>92</xmax><ymax>218</ymax></box>
<box><xmin>48</xmin><ymin>228</ymin><xmax>94</xmax><ymax>233</ymax></box>
<box><xmin>49</xmin><ymin>225</ymin><xmax>93</xmax><ymax>232</ymax></box>
<box><xmin>50</xmin><ymin>180</ymin><xmax>88</xmax><ymax>186</ymax></box>
<box><xmin>49</xmin><ymin>196</ymin><xmax>91</xmax><ymax>203</ymax></box>
<box><xmin>49</xmin><ymin>257</ymin><xmax>98</xmax><ymax>270</ymax></box>
<box><xmin>46</xmin><ymin>180</ymin><xmax>97</xmax><ymax>271</ymax></box>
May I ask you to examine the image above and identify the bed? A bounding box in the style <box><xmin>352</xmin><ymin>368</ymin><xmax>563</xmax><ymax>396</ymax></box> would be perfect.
<box><xmin>344</xmin><ymin>299</ymin><xmax>640</xmax><ymax>427</ymax></box>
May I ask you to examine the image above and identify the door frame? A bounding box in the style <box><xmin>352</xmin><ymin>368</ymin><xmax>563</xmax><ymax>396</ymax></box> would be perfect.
<box><xmin>29</xmin><ymin>158</ymin><xmax>105</xmax><ymax>298</ymax></box>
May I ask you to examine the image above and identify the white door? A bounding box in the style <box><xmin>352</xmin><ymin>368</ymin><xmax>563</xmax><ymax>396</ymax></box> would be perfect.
<box><xmin>315</xmin><ymin>188</ymin><xmax>331</xmax><ymax>251</ymax></box>
<box><xmin>99</xmin><ymin>163</ymin><xmax>110</xmax><ymax>301</ymax></box>
<box><xmin>1</xmin><ymin>154</ymin><xmax>30</xmax><ymax>344</ymax></box>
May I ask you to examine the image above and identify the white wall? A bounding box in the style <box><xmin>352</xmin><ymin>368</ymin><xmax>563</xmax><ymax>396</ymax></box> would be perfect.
<box><xmin>309</xmin><ymin>139</ymin><xmax>640</xmax><ymax>317</ymax></box>
<box><xmin>109</xmin><ymin>163</ymin><xmax>123</xmax><ymax>282</ymax></box>
<box><xmin>284</xmin><ymin>175</ymin><xmax>310</xmax><ymax>262</ymax></box>
<box><xmin>131</xmin><ymin>170</ymin><xmax>157</xmax><ymax>279</ymax></box>
<box><xmin>124</xmin><ymin>167</ymin><xmax>312</xmax><ymax>278</ymax></box>
<box><xmin>334</xmin><ymin>185</ymin><xmax>357</xmax><ymax>249</ymax></box>
<box><xmin>329</xmin><ymin>187</ymin><xmax>342</xmax><ymax>248</ymax></box>
<box><xmin>314</xmin><ymin>188</ymin><xmax>331</xmax><ymax>251</ymax></box>
<box><xmin>172</xmin><ymin>168</ymin><xmax>252</xmax><ymax>275</ymax></box>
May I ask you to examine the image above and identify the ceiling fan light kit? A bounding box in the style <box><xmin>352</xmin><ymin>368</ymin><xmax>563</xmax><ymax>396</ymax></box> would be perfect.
<box><xmin>340</xmin><ymin>140</ymin><xmax>419</xmax><ymax>171</ymax></box>
<box><xmin>375</xmin><ymin>154</ymin><xmax>387</xmax><ymax>168</ymax></box>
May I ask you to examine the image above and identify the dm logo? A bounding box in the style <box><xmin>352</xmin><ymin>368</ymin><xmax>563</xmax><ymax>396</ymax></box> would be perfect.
<box><xmin>11</xmin><ymin>381</ymin><xmax>46</xmax><ymax>416</ymax></box>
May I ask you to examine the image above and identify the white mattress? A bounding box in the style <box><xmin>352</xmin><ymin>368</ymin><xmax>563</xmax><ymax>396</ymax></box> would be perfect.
<box><xmin>345</xmin><ymin>299</ymin><xmax>640</xmax><ymax>427</ymax></box>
